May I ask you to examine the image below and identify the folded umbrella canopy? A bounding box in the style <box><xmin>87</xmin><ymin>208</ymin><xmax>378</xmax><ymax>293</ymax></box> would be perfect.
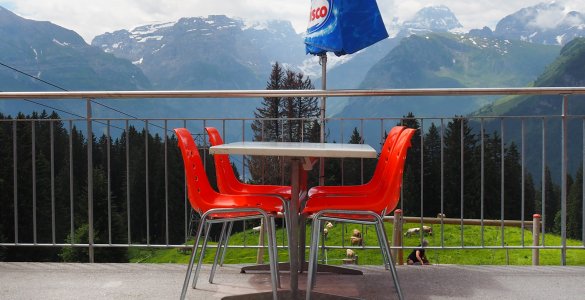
<box><xmin>305</xmin><ymin>0</ymin><xmax>389</xmax><ymax>56</ymax></box>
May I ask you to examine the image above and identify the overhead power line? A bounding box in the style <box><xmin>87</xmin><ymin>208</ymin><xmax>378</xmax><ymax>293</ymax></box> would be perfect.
<box><xmin>0</xmin><ymin>60</ymin><xmax>172</xmax><ymax>134</ymax></box>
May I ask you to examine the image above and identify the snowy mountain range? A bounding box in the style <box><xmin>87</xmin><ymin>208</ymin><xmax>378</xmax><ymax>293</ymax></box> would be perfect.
<box><xmin>396</xmin><ymin>5</ymin><xmax>463</xmax><ymax>37</ymax></box>
<box><xmin>92</xmin><ymin>15</ymin><xmax>304</xmax><ymax>90</ymax></box>
<box><xmin>2</xmin><ymin>2</ymin><xmax>585</xmax><ymax>120</ymax></box>
<box><xmin>493</xmin><ymin>2</ymin><xmax>585</xmax><ymax>45</ymax></box>
<box><xmin>89</xmin><ymin>2</ymin><xmax>585</xmax><ymax>93</ymax></box>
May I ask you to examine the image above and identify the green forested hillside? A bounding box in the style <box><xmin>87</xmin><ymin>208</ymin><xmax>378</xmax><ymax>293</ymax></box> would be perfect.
<box><xmin>477</xmin><ymin>38</ymin><xmax>585</xmax><ymax>116</ymax></box>
<box><xmin>471</xmin><ymin>38</ymin><xmax>585</xmax><ymax>244</ymax></box>
<box><xmin>473</xmin><ymin>38</ymin><xmax>585</xmax><ymax>179</ymax></box>
<box><xmin>0</xmin><ymin>6</ymin><xmax>152</xmax><ymax>117</ymax></box>
<box><xmin>0</xmin><ymin>6</ymin><xmax>151</xmax><ymax>92</ymax></box>
<box><xmin>335</xmin><ymin>32</ymin><xmax>560</xmax><ymax>119</ymax></box>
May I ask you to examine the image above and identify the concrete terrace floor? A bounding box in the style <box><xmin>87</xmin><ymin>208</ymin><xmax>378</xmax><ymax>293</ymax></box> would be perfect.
<box><xmin>1</xmin><ymin>263</ymin><xmax>585</xmax><ymax>299</ymax></box>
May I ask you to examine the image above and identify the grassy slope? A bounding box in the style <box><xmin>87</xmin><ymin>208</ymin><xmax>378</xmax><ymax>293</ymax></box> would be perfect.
<box><xmin>129</xmin><ymin>222</ymin><xmax>585</xmax><ymax>266</ymax></box>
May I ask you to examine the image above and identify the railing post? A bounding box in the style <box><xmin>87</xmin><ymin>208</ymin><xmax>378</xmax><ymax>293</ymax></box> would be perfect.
<box><xmin>392</xmin><ymin>209</ymin><xmax>403</xmax><ymax>265</ymax></box>
<box><xmin>13</xmin><ymin>120</ymin><xmax>18</xmax><ymax>244</ymax></box>
<box><xmin>561</xmin><ymin>95</ymin><xmax>568</xmax><ymax>266</ymax></box>
<box><xmin>319</xmin><ymin>54</ymin><xmax>327</xmax><ymax>186</ymax></box>
<box><xmin>86</xmin><ymin>98</ymin><xmax>94</xmax><ymax>263</ymax></box>
<box><xmin>532</xmin><ymin>214</ymin><xmax>541</xmax><ymax>266</ymax></box>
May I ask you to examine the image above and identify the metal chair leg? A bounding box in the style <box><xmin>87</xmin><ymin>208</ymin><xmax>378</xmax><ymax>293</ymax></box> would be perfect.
<box><xmin>180</xmin><ymin>218</ymin><xmax>206</xmax><ymax>300</ymax></box>
<box><xmin>311</xmin><ymin>219</ymin><xmax>321</xmax><ymax>289</ymax></box>
<box><xmin>219</xmin><ymin>221</ymin><xmax>234</xmax><ymax>266</ymax></box>
<box><xmin>269</xmin><ymin>216</ymin><xmax>281</xmax><ymax>288</ymax></box>
<box><xmin>306</xmin><ymin>218</ymin><xmax>321</xmax><ymax>300</ymax></box>
<box><xmin>209</xmin><ymin>222</ymin><xmax>228</xmax><ymax>283</ymax></box>
<box><xmin>374</xmin><ymin>223</ymin><xmax>391</xmax><ymax>270</ymax></box>
<box><xmin>319</xmin><ymin>220</ymin><xmax>326</xmax><ymax>264</ymax></box>
<box><xmin>285</xmin><ymin>203</ymin><xmax>293</xmax><ymax>262</ymax></box>
<box><xmin>379</xmin><ymin>221</ymin><xmax>394</xmax><ymax>270</ymax></box>
<box><xmin>265</xmin><ymin>215</ymin><xmax>279</xmax><ymax>300</ymax></box>
<box><xmin>378</xmin><ymin>220</ymin><xmax>403</xmax><ymax>300</ymax></box>
<box><xmin>192</xmin><ymin>222</ymin><xmax>212</xmax><ymax>289</ymax></box>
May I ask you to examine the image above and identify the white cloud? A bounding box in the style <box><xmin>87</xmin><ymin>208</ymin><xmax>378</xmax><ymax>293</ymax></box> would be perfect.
<box><xmin>529</xmin><ymin>4</ymin><xmax>566</xmax><ymax>29</ymax></box>
<box><xmin>1</xmin><ymin>0</ymin><xmax>585</xmax><ymax>43</ymax></box>
<box><xmin>3</xmin><ymin>0</ymin><xmax>310</xmax><ymax>43</ymax></box>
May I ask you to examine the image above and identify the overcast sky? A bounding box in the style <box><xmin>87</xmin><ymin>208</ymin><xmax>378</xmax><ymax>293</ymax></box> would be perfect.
<box><xmin>1</xmin><ymin>0</ymin><xmax>585</xmax><ymax>43</ymax></box>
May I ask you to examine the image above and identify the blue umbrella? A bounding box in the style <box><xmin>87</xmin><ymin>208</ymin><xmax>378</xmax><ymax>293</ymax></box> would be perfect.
<box><xmin>305</xmin><ymin>0</ymin><xmax>389</xmax><ymax>56</ymax></box>
<box><xmin>304</xmin><ymin>0</ymin><xmax>388</xmax><ymax>184</ymax></box>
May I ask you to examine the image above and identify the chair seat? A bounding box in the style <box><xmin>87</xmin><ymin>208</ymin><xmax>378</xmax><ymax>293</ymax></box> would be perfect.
<box><xmin>308</xmin><ymin>185</ymin><xmax>368</xmax><ymax>197</ymax></box>
<box><xmin>302</xmin><ymin>193</ymin><xmax>385</xmax><ymax>215</ymax></box>
<box><xmin>209</xmin><ymin>194</ymin><xmax>284</xmax><ymax>214</ymax></box>
<box><xmin>317</xmin><ymin>213</ymin><xmax>381</xmax><ymax>221</ymax></box>
<box><xmin>230</xmin><ymin>185</ymin><xmax>292</xmax><ymax>198</ymax></box>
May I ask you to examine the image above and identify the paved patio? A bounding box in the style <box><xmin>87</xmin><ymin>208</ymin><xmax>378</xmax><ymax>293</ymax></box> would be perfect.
<box><xmin>1</xmin><ymin>262</ymin><xmax>584</xmax><ymax>299</ymax></box>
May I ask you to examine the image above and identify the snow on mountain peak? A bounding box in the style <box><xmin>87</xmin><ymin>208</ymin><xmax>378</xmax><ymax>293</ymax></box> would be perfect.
<box><xmin>494</xmin><ymin>1</ymin><xmax>585</xmax><ymax>45</ymax></box>
<box><xmin>131</xmin><ymin>21</ymin><xmax>176</xmax><ymax>36</ymax></box>
<box><xmin>52</xmin><ymin>38</ymin><xmax>70</xmax><ymax>47</ymax></box>
<box><xmin>242</xmin><ymin>19</ymin><xmax>296</xmax><ymax>35</ymax></box>
<box><xmin>243</xmin><ymin>19</ymin><xmax>269</xmax><ymax>31</ymax></box>
<box><xmin>398</xmin><ymin>5</ymin><xmax>463</xmax><ymax>37</ymax></box>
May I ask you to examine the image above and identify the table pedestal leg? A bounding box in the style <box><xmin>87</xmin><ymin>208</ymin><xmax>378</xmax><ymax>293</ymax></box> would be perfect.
<box><xmin>242</xmin><ymin>159</ymin><xmax>362</xmax><ymax>277</ymax></box>
<box><xmin>288</xmin><ymin>160</ymin><xmax>300</xmax><ymax>299</ymax></box>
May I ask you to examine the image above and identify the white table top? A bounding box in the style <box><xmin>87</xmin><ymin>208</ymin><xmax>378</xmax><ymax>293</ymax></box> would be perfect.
<box><xmin>209</xmin><ymin>141</ymin><xmax>377</xmax><ymax>159</ymax></box>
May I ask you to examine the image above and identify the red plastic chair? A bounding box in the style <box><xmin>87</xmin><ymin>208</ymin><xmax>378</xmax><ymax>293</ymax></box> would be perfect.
<box><xmin>205</xmin><ymin>126</ymin><xmax>301</xmax><ymax>267</ymax></box>
<box><xmin>295</xmin><ymin>125</ymin><xmax>405</xmax><ymax>266</ymax></box>
<box><xmin>307</xmin><ymin>125</ymin><xmax>406</xmax><ymax>198</ymax></box>
<box><xmin>205</xmin><ymin>126</ymin><xmax>297</xmax><ymax>197</ymax></box>
<box><xmin>303</xmin><ymin>128</ymin><xmax>415</xmax><ymax>300</ymax></box>
<box><xmin>175</xmin><ymin>128</ymin><xmax>282</xmax><ymax>300</ymax></box>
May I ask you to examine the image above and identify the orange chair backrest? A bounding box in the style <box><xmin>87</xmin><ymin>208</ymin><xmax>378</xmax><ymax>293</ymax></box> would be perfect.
<box><xmin>383</xmin><ymin>128</ymin><xmax>415</xmax><ymax>213</ymax></box>
<box><xmin>175</xmin><ymin>128</ymin><xmax>219</xmax><ymax>214</ymax></box>
<box><xmin>360</xmin><ymin>128</ymin><xmax>414</xmax><ymax>213</ymax></box>
<box><xmin>205</xmin><ymin>127</ymin><xmax>245</xmax><ymax>194</ymax></box>
<box><xmin>358</xmin><ymin>126</ymin><xmax>406</xmax><ymax>198</ymax></box>
<box><xmin>206</xmin><ymin>126</ymin><xmax>225</xmax><ymax>145</ymax></box>
<box><xmin>369</xmin><ymin>126</ymin><xmax>405</xmax><ymax>186</ymax></box>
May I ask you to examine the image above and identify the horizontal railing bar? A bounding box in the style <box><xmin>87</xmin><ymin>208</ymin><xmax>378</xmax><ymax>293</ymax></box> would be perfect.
<box><xmin>383</xmin><ymin>216</ymin><xmax>534</xmax><ymax>227</ymax></box>
<box><xmin>2</xmin><ymin>243</ymin><xmax>581</xmax><ymax>250</ymax></box>
<box><xmin>2</xmin><ymin>114</ymin><xmax>585</xmax><ymax>124</ymax></box>
<box><xmin>2</xmin><ymin>87</ymin><xmax>585</xmax><ymax>100</ymax></box>
<box><xmin>0</xmin><ymin>243</ymin><xmax>260</xmax><ymax>248</ymax></box>
<box><xmin>331</xmin><ymin>246</ymin><xmax>573</xmax><ymax>250</ymax></box>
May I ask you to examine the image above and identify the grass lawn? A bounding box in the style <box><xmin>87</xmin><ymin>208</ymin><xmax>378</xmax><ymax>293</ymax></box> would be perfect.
<box><xmin>129</xmin><ymin>221</ymin><xmax>585</xmax><ymax>266</ymax></box>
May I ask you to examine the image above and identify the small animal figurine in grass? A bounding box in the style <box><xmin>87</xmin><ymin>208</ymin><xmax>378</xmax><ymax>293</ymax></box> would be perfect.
<box><xmin>350</xmin><ymin>229</ymin><xmax>363</xmax><ymax>246</ymax></box>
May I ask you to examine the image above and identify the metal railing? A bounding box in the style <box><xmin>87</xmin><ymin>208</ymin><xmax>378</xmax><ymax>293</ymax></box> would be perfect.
<box><xmin>1</xmin><ymin>88</ymin><xmax>585</xmax><ymax>265</ymax></box>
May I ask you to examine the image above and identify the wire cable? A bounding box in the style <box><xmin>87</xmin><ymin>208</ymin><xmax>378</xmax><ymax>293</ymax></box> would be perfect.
<box><xmin>0</xmin><ymin>89</ymin><xmax>127</xmax><ymax>131</ymax></box>
<box><xmin>0</xmin><ymin>60</ymin><xmax>170</xmax><ymax>133</ymax></box>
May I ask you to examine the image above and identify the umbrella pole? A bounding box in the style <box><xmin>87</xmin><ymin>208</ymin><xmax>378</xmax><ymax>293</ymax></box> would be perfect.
<box><xmin>319</xmin><ymin>54</ymin><xmax>327</xmax><ymax>186</ymax></box>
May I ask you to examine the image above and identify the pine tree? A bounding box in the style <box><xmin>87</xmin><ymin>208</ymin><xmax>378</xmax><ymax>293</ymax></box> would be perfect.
<box><xmin>165</xmin><ymin>134</ymin><xmax>187</xmax><ymax>244</ymax></box>
<box><xmin>342</xmin><ymin>128</ymin><xmax>374</xmax><ymax>186</ymax></box>
<box><xmin>248</xmin><ymin>62</ymin><xmax>320</xmax><ymax>185</ymax></box>
<box><xmin>567</xmin><ymin>165</ymin><xmax>583</xmax><ymax>239</ymax></box>
<box><xmin>251</xmin><ymin>62</ymin><xmax>284</xmax><ymax>142</ymax></box>
<box><xmin>0</xmin><ymin>113</ymin><xmax>13</xmax><ymax>246</ymax></box>
<box><xmin>399</xmin><ymin>113</ymin><xmax>421</xmax><ymax>215</ymax></box>
<box><xmin>542</xmin><ymin>167</ymin><xmax>560</xmax><ymax>232</ymax></box>
<box><xmin>281</xmin><ymin>71</ymin><xmax>320</xmax><ymax>142</ymax></box>
<box><xmin>423</xmin><ymin>123</ymin><xmax>442</xmax><ymax>216</ymax></box>
<box><xmin>503</xmin><ymin>142</ymin><xmax>522</xmax><ymax>220</ymax></box>
<box><xmin>443</xmin><ymin>117</ymin><xmax>480</xmax><ymax>219</ymax></box>
<box><xmin>524</xmin><ymin>172</ymin><xmax>537</xmax><ymax>221</ymax></box>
